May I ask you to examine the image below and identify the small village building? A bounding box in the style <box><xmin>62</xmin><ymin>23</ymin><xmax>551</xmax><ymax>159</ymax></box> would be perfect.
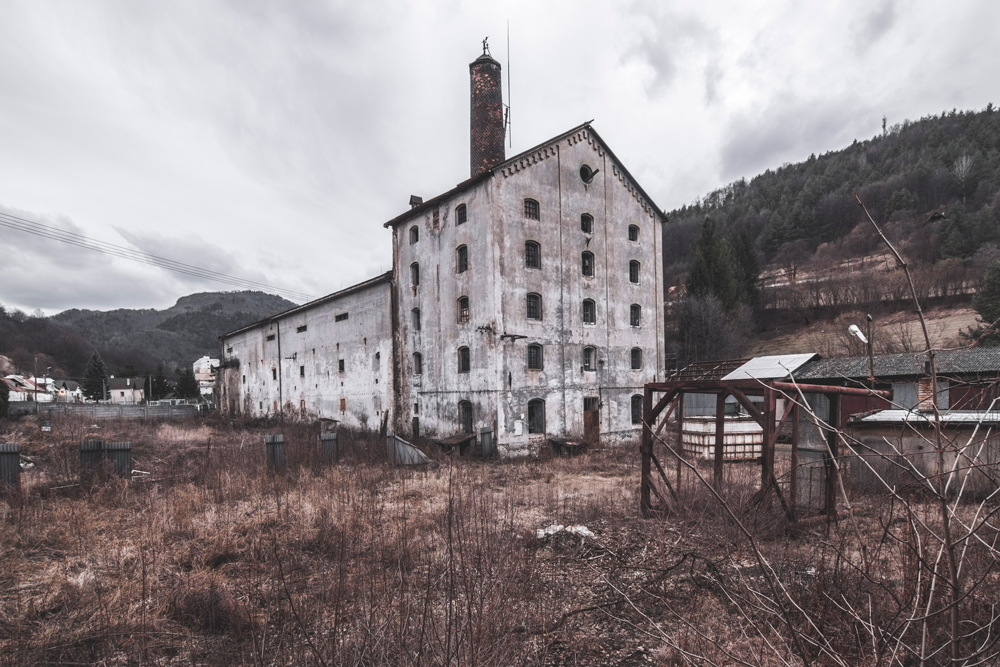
<box><xmin>219</xmin><ymin>46</ymin><xmax>667</xmax><ymax>453</ymax></box>
<box><xmin>108</xmin><ymin>377</ymin><xmax>144</xmax><ymax>404</ymax></box>
<box><xmin>193</xmin><ymin>356</ymin><xmax>219</xmax><ymax>399</ymax></box>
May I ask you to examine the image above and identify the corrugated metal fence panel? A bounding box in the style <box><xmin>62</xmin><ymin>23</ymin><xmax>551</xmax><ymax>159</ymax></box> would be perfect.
<box><xmin>265</xmin><ymin>434</ymin><xmax>285</xmax><ymax>469</ymax></box>
<box><xmin>0</xmin><ymin>443</ymin><xmax>19</xmax><ymax>487</ymax></box>
<box><xmin>480</xmin><ymin>428</ymin><xmax>495</xmax><ymax>457</ymax></box>
<box><xmin>104</xmin><ymin>442</ymin><xmax>132</xmax><ymax>477</ymax></box>
<box><xmin>79</xmin><ymin>440</ymin><xmax>105</xmax><ymax>471</ymax></box>
<box><xmin>320</xmin><ymin>433</ymin><xmax>338</xmax><ymax>464</ymax></box>
<box><xmin>387</xmin><ymin>435</ymin><xmax>430</xmax><ymax>465</ymax></box>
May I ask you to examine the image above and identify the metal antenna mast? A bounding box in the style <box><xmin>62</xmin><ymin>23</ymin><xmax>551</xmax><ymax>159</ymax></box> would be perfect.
<box><xmin>506</xmin><ymin>20</ymin><xmax>512</xmax><ymax>147</ymax></box>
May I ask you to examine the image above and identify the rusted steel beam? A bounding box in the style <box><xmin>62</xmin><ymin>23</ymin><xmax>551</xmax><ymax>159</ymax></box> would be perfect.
<box><xmin>646</xmin><ymin>379</ymin><xmax>890</xmax><ymax>400</ymax></box>
<box><xmin>641</xmin><ymin>388</ymin><xmax>654</xmax><ymax>516</ymax></box>
<box><xmin>714</xmin><ymin>393</ymin><xmax>726</xmax><ymax>488</ymax></box>
<box><xmin>650</xmin><ymin>451</ymin><xmax>678</xmax><ymax>501</ymax></box>
<box><xmin>729</xmin><ymin>387</ymin><xmax>764</xmax><ymax>428</ymax></box>
<box><xmin>770</xmin><ymin>382</ymin><xmax>890</xmax><ymax>398</ymax></box>
<box><xmin>676</xmin><ymin>393</ymin><xmax>684</xmax><ymax>491</ymax></box>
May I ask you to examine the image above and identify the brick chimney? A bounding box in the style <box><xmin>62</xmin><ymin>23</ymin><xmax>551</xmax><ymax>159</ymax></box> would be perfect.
<box><xmin>470</xmin><ymin>47</ymin><xmax>505</xmax><ymax>177</ymax></box>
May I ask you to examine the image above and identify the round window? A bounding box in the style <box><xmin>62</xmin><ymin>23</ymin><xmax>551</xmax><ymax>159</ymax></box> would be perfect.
<box><xmin>580</xmin><ymin>164</ymin><xmax>594</xmax><ymax>183</ymax></box>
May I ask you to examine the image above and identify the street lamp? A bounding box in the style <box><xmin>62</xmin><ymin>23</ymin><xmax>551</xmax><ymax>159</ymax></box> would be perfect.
<box><xmin>849</xmin><ymin>314</ymin><xmax>875</xmax><ymax>384</ymax></box>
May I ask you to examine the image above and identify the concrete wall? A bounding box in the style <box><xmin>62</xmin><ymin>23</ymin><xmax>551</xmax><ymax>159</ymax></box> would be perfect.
<box><xmin>393</xmin><ymin>128</ymin><xmax>665</xmax><ymax>454</ymax></box>
<box><xmin>220</xmin><ymin>276</ymin><xmax>395</xmax><ymax>430</ymax></box>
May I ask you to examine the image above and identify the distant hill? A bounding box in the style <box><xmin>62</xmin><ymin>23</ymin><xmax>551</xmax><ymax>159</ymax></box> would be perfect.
<box><xmin>41</xmin><ymin>291</ymin><xmax>295</xmax><ymax>375</ymax></box>
<box><xmin>664</xmin><ymin>105</ymin><xmax>1000</xmax><ymax>286</ymax></box>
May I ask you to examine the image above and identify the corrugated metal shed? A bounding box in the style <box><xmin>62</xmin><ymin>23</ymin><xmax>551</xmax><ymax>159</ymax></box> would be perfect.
<box><xmin>721</xmin><ymin>353</ymin><xmax>820</xmax><ymax>381</ymax></box>
<box><xmin>797</xmin><ymin>348</ymin><xmax>1000</xmax><ymax>381</ymax></box>
<box><xmin>851</xmin><ymin>409</ymin><xmax>1000</xmax><ymax>425</ymax></box>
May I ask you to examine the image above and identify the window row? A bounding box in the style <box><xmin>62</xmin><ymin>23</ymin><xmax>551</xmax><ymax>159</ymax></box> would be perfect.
<box><xmin>411</xmin><ymin>345</ymin><xmax>644</xmax><ymax>375</ymax></box>
<box><xmin>523</xmin><ymin>200</ymin><xmax>641</xmax><ymax>242</ymax></box>
<box><xmin>408</xmin><ymin>206</ymin><xmax>468</xmax><ymax>244</ymax></box>
<box><xmin>524</xmin><ymin>242</ymin><xmax>642</xmax><ymax>282</ymax></box>
<box><xmin>525</xmin><ymin>294</ymin><xmax>643</xmax><ymax>326</ymax></box>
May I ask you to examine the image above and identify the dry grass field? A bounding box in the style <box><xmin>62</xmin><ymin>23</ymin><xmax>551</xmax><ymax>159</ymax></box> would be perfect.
<box><xmin>1</xmin><ymin>416</ymin><xmax>998</xmax><ymax>666</ymax></box>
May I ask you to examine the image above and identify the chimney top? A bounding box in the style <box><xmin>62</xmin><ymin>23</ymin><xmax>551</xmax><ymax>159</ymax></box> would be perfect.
<box><xmin>409</xmin><ymin>195</ymin><xmax>423</xmax><ymax>209</ymax></box>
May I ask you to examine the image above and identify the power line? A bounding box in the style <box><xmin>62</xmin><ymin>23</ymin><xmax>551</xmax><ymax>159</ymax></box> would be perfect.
<box><xmin>0</xmin><ymin>211</ymin><xmax>316</xmax><ymax>302</ymax></box>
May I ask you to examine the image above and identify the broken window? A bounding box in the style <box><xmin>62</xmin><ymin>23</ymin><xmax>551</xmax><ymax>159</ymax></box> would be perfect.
<box><xmin>631</xmin><ymin>395</ymin><xmax>643</xmax><ymax>424</ymax></box>
<box><xmin>456</xmin><ymin>203</ymin><xmax>467</xmax><ymax>225</ymax></box>
<box><xmin>582</xmin><ymin>251</ymin><xmax>595</xmax><ymax>277</ymax></box>
<box><xmin>526</xmin><ymin>293</ymin><xmax>542</xmax><ymax>320</ymax></box>
<box><xmin>459</xmin><ymin>400</ymin><xmax>473</xmax><ymax>434</ymax></box>
<box><xmin>527</xmin><ymin>344</ymin><xmax>543</xmax><ymax>370</ymax></box>
<box><xmin>628</xmin><ymin>224</ymin><xmax>639</xmax><ymax>242</ymax></box>
<box><xmin>458</xmin><ymin>346</ymin><xmax>470</xmax><ymax>373</ymax></box>
<box><xmin>411</xmin><ymin>308</ymin><xmax>421</xmax><ymax>331</ymax></box>
<box><xmin>527</xmin><ymin>399</ymin><xmax>545</xmax><ymax>434</ymax></box>
<box><xmin>524</xmin><ymin>198</ymin><xmax>539</xmax><ymax>220</ymax></box>
<box><xmin>413</xmin><ymin>352</ymin><xmax>423</xmax><ymax>375</ymax></box>
<box><xmin>581</xmin><ymin>213</ymin><xmax>593</xmax><ymax>234</ymax></box>
<box><xmin>458</xmin><ymin>296</ymin><xmax>470</xmax><ymax>323</ymax></box>
<box><xmin>629</xmin><ymin>260</ymin><xmax>640</xmax><ymax>284</ymax></box>
<box><xmin>525</xmin><ymin>240</ymin><xmax>541</xmax><ymax>269</ymax></box>
<box><xmin>583</xmin><ymin>346</ymin><xmax>597</xmax><ymax>371</ymax></box>
<box><xmin>631</xmin><ymin>347</ymin><xmax>643</xmax><ymax>369</ymax></box>
<box><xmin>410</xmin><ymin>262</ymin><xmax>420</xmax><ymax>287</ymax></box>
<box><xmin>456</xmin><ymin>245</ymin><xmax>468</xmax><ymax>273</ymax></box>
<box><xmin>409</xmin><ymin>225</ymin><xmax>419</xmax><ymax>244</ymax></box>
<box><xmin>338</xmin><ymin>359</ymin><xmax>345</xmax><ymax>372</ymax></box>
<box><xmin>582</xmin><ymin>299</ymin><xmax>596</xmax><ymax>324</ymax></box>
<box><xmin>630</xmin><ymin>304</ymin><xmax>641</xmax><ymax>327</ymax></box>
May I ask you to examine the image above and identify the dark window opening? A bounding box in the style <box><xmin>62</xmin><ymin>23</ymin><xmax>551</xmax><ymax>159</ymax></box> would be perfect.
<box><xmin>628</xmin><ymin>224</ymin><xmax>639</xmax><ymax>241</ymax></box>
<box><xmin>527</xmin><ymin>344</ymin><xmax>543</xmax><ymax>370</ymax></box>
<box><xmin>456</xmin><ymin>204</ymin><xmax>467</xmax><ymax>225</ymax></box>
<box><xmin>629</xmin><ymin>260</ymin><xmax>640</xmax><ymax>284</ymax></box>
<box><xmin>524</xmin><ymin>198</ymin><xmax>539</xmax><ymax>220</ymax></box>
<box><xmin>584</xmin><ymin>396</ymin><xmax>599</xmax><ymax>412</ymax></box>
<box><xmin>409</xmin><ymin>225</ymin><xmax>419</xmax><ymax>244</ymax></box>
<box><xmin>340</xmin><ymin>398</ymin><xmax>346</xmax><ymax>412</ymax></box>
<box><xmin>526</xmin><ymin>293</ymin><xmax>542</xmax><ymax>320</ymax></box>
<box><xmin>266</xmin><ymin>334</ymin><xmax>275</xmax><ymax>341</ymax></box>
<box><xmin>528</xmin><ymin>399</ymin><xmax>545</xmax><ymax>434</ymax></box>
<box><xmin>411</xmin><ymin>308</ymin><xmax>421</xmax><ymax>331</ymax></box>
<box><xmin>583</xmin><ymin>347</ymin><xmax>597</xmax><ymax>371</ymax></box>
<box><xmin>456</xmin><ymin>245</ymin><xmax>468</xmax><ymax>273</ymax></box>
<box><xmin>272</xmin><ymin>368</ymin><xmax>277</xmax><ymax>380</ymax></box>
<box><xmin>580</xmin><ymin>164</ymin><xmax>596</xmax><ymax>183</ymax></box>
<box><xmin>410</xmin><ymin>262</ymin><xmax>420</xmax><ymax>287</ymax></box>
<box><xmin>413</xmin><ymin>352</ymin><xmax>423</xmax><ymax>375</ymax></box>
<box><xmin>630</xmin><ymin>304</ymin><xmax>641</xmax><ymax>327</ymax></box>
<box><xmin>458</xmin><ymin>346</ymin><xmax>470</xmax><ymax>373</ymax></box>
<box><xmin>338</xmin><ymin>359</ymin><xmax>345</xmax><ymax>372</ymax></box>
<box><xmin>581</xmin><ymin>213</ymin><xmax>593</xmax><ymax>234</ymax></box>
<box><xmin>582</xmin><ymin>299</ymin><xmax>596</xmax><ymax>324</ymax></box>
<box><xmin>525</xmin><ymin>240</ymin><xmax>541</xmax><ymax>269</ymax></box>
<box><xmin>412</xmin><ymin>417</ymin><xmax>420</xmax><ymax>438</ymax></box>
<box><xmin>297</xmin><ymin>325</ymin><xmax>307</xmax><ymax>333</ymax></box>
<box><xmin>299</xmin><ymin>365</ymin><xmax>305</xmax><ymax>377</ymax></box>
<box><xmin>414</xmin><ymin>402</ymin><xmax>419</xmax><ymax>415</ymax></box>
<box><xmin>582</xmin><ymin>251</ymin><xmax>595</xmax><ymax>277</ymax></box>
<box><xmin>459</xmin><ymin>400</ymin><xmax>473</xmax><ymax>434</ymax></box>
<box><xmin>335</xmin><ymin>312</ymin><xmax>348</xmax><ymax>322</ymax></box>
<box><xmin>458</xmin><ymin>296</ymin><xmax>470</xmax><ymax>324</ymax></box>
<box><xmin>631</xmin><ymin>347</ymin><xmax>642</xmax><ymax>370</ymax></box>
<box><xmin>631</xmin><ymin>395</ymin><xmax>643</xmax><ymax>425</ymax></box>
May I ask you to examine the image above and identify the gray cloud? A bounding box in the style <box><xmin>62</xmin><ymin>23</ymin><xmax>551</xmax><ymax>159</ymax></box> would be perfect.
<box><xmin>855</xmin><ymin>0</ymin><xmax>898</xmax><ymax>51</ymax></box>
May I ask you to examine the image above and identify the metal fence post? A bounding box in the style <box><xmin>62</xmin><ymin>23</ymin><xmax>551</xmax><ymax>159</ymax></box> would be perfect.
<box><xmin>265</xmin><ymin>434</ymin><xmax>285</xmax><ymax>470</ymax></box>
<box><xmin>0</xmin><ymin>443</ymin><xmax>20</xmax><ymax>488</ymax></box>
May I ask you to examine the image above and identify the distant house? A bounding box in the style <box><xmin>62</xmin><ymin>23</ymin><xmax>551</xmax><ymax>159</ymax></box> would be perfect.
<box><xmin>2</xmin><ymin>376</ymin><xmax>31</xmax><ymax>402</ymax></box>
<box><xmin>55</xmin><ymin>380</ymin><xmax>84</xmax><ymax>403</ymax></box>
<box><xmin>2</xmin><ymin>375</ymin><xmax>53</xmax><ymax>402</ymax></box>
<box><xmin>108</xmin><ymin>377</ymin><xmax>145</xmax><ymax>404</ymax></box>
<box><xmin>193</xmin><ymin>356</ymin><xmax>219</xmax><ymax>399</ymax></box>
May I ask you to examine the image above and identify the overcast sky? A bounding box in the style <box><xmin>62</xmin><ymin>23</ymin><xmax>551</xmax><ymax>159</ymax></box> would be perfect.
<box><xmin>2</xmin><ymin>0</ymin><xmax>997</xmax><ymax>315</ymax></box>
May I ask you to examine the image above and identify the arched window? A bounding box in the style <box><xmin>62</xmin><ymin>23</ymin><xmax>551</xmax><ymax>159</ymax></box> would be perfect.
<box><xmin>581</xmin><ymin>213</ymin><xmax>594</xmax><ymax>234</ymax></box>
<box><xmin>630</xmin><ymin>304</ymin><xmax>641</xmax><ymax>327</ymax></box>
<box><xmin>582</xmin><ymin>251</ymin><xmax>595</xmax><ymax>277</ymax></box>
<box><xmin>525</xmin><ymin>241</ymin><xmax>541</xmax><ymax>269</ymax></box>
<box><xmin>409</xmin><ymin>225</ymin><xmax>419</xmax><ymax>244</ymax></box>
<box><xmin>582</xmin><ymin>299</ymin><xmax>596</xmax><ymax>324</ymax></box>
<box><xmin>456</xmin><ymin>204</ymin><xmax>467</xmax><ymax>225</ymax></box>
<box><xmin>527</xmin><ymin>398</ymin><xmax>545</xmax><ymax>434</ymax></box>
<box><xmin>412</xmin><ymin>352</ymin><xmax>423</xmax><ymax>375</ymax></box>
<box><xmin>583</xmin><ymin>346</ymin><xmax>597</xmax><ymax>371</ymax></box>
<box><xmin>629</xmin><ymin>260</ymin><xmax>641</xmax><ymax>284</ymax></box>
<box><xmin>457</xmin><ymin>296</ymin><xmax>470</xmax><ymax>323</ymax></box>
<box><xmin>631</xmin><ymin>395</ymin><xmax>643</xmax><ymax>425</ymax></box>
<box><xmin>631</xmin><ymin>347</ymin><xmax>643</xmax><ymax>370</ymax></box>
<box><xmin>411</xmin><ymin>308</ymin><xmax>421</xmax><ymax>331</ymax></box>
<box><xmin>456</xmin><ymin>245</ymin><xmax>468</xmax><ymax>273</ymax></box>
<box><xmin>628</xmin><ymin>224</ymin><xmax>639</xmax><ymax>241</ymax></box>
<box><xmin>526</xmin><ymin>293</ymin><xmax>542</xmax><ymax>320</ymax></box>
<box><xmin>457</xmin><ymin>346</ymin><xmax>470</xmax><ymax>373</ymax></box>
<box><xmin>527</xmin><ymin>344</ymin><xmax>543</xmax><ymax>370</ymax></box>
<box><xmin>524</xmin><ymin>198</ymin><xmax>539</xmax><ymax>220</ymax></box>
<box><xmin>410</xmin><ymin>262</ymin><xmax>420</xmax><ymax>287</ymax></box>
<box><xmin>459</xmin><ymin>400</ymin><xmax>473</xmax><ymax>434</ymax></box>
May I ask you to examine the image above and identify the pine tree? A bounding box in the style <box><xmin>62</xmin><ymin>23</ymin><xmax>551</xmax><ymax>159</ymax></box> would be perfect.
<box><xmin>82</xmin><ymin>350</ymin><xmax>108</xmax><ymax>401</ymax></box>
<box><xmin>970</xmin><ymin>261</ymin><xmax>1000</xmax><ymax>345</ymax></box>
<box><xmin>687</xmin><ymin>217</ymin><xmax>738</xmax><ymax>312</ymax></box>
<box><xmin>0</xmin><ymin>377</ymin><xmax>9</xmax><ymax>418</ymax></box>
<box><xmin>730</xmin><ymin>228</ymin><xmax>761</xmax><ymax>313</ymax></box>
<box><xmin>175</xmin><ymin>368</ymin><xmax>200</xmax><ymax>399</ymax></box>
<box><xmin>151</xmin><ymin>363</ymin><xmax>169</xmax><ymax>400</ymax></box>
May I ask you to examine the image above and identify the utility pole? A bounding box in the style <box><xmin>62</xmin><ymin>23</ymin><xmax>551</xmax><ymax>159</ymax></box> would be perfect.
<box><xmin>866</xmin><ymin>314</ymin><xmax>875</xmax><ymax>386</ymax></box>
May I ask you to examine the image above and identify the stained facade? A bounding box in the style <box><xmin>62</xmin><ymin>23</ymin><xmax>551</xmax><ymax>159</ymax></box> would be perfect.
<box><xmin>219</xmin><ymin>47</ymin><xmax>668</xmax><ymax>454</ymax></box>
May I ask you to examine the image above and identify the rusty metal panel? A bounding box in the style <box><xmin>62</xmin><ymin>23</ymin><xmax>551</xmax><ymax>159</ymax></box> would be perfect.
<box><xmin>104</xmin><ymin>442</ymin><xmax>132</xmax><ymax>478</ymax></box>
<box><xmin>387</xmin><ymin>435</ymin><xmax>430</xmax><ymax>465</ymax></box>
<box><xmin>79</xmin><ymin>440</ymin><xmax>105</xmax><ymax>476</ymax></box>
<box><xmin>0</xmin><ymin>442</ymin><xmax>19</xmax><ymax>488</ymax></box>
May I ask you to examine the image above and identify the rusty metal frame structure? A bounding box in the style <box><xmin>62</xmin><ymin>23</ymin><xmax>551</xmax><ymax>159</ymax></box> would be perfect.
<box><xmin>640</xmin><ymin>379</ymin><xmax>890</xmax><ymax>519</ymax></box>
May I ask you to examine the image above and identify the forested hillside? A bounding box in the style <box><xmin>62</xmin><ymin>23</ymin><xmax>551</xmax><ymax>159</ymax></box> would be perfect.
<box><xmin>664</xmin><ymin>105</ymin><xmax>1000</xmax><ymax>285</ymax></box>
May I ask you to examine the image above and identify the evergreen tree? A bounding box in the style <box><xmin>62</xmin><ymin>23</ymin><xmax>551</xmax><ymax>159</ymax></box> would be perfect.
<box><xmin>969</xmin><ymin>261</ymin><xmax>1000</xmax><ymax>345</ymax></box>
<box><xmin>82</xmin><ymin>350</ymin><xmax>108</xmax><ymax>401</ymax></box>
<box><xmin>687</xmin><ymin>218</ymin><xmax>738</xmax><ymax>312</ymax></box>
<box><xmin>0</xmin><ymin>377</ymin><xmax>9</xmax><ymax>419</ymax></box>
<box><xmin>151</xmin><ymin>362</ymin><xmax>169</xmax><ymax>400</ymax></box>
<box><xmin>730</xmin><ymin>229</ymin><xmax>761</xmax><ymax>313</ymax></box>
<box><xmin>175</xmin><ymin>367</ymin><xmax>200</xmax><ymax>399</ymax></box>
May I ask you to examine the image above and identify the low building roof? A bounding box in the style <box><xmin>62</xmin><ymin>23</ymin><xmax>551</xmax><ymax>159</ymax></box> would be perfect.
<box><xmin>109</xmin><ymin>377</ymin><xmax>142</xmax><ymax>390</ymax></box>
<box><xmin>851</xmin><ymin>409</ymin><xmax>1000</xmax><ymax>426</ymax></box>
<box><xmin>796</xmin><ymin>347</ymin><xmax>1000</xmax><ymax>381</ymax></box>
<box><xmin>722</xmin><ymin>353</ymin><xmax>819</xmax><ymax>381</ymax></box>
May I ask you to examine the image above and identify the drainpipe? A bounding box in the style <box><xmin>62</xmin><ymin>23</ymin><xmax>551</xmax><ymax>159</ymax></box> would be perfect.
<box><xmin>276</xmin><ymin>319</ymin><xmax>284</xmax><ymax>421</ymax></box>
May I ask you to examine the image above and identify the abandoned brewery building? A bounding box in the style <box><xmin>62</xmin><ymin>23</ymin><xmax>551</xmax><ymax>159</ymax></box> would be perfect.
<box><xmin>218</xmin><ymin>47</ymin><xmax>667</xmax><ymax>454</ymax></box>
